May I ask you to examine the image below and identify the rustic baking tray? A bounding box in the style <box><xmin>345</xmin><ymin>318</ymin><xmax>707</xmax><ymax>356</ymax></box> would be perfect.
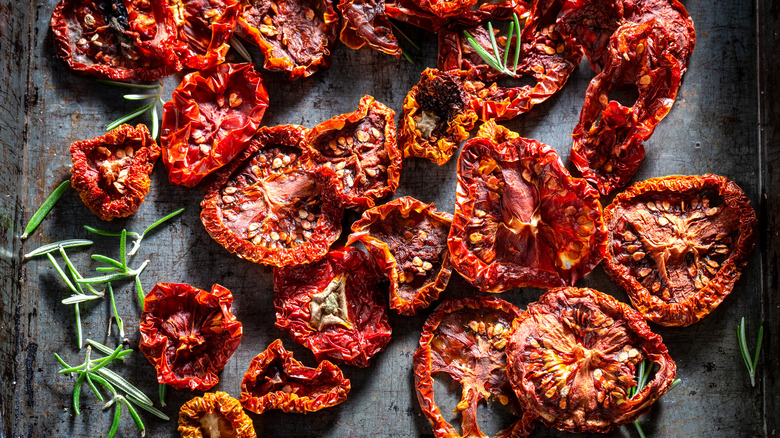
<box><xmin>2</xmin><ymin>0</ymin><xmax>778</xmax><ymax>436</ymax></box>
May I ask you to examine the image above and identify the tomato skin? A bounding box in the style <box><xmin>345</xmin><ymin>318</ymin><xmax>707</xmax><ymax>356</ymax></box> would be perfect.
<box><xmin>274</xmin><ymin>246</ymin><xmax>391</xmax><ymax>367</ymax></box>
<box><xmin>239</xmin><ymin>339</ymin><xmax>350</xmax><ymax>414</ymax></box>
<box><xmin>139</xmin><ymin>283</ymin><xmax>243</xmax><ymax>391</ymax></box>
<box><xmin>172</xmin><ymin>0</ymin><xmax>242</xmax><ymax>70</ymax></box>
<box><xmin>338</xmin><ymin>0</ymin><xmax>403</xmax><ymax>57</ymax></box>
<box><xmin>178</xmin><ymin>392</ymin><xmax>257</xmax><ymax>438</ymax></box>
<box><xmin>70</xmin><ymin>124</ymin><xmax>160</xmax><ymax>221</ymax></box>
<box><xmin>161</xmin><ymin>63</ymin><xmax>269</xmax><ymax>188</ymax></box>
<box><xmin>602</xmin><ymin>175</ymin><xmax>757</xmax><ymax>326</ymax></box>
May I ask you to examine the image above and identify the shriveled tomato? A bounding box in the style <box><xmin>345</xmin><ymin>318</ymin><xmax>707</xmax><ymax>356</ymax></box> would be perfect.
<box><xmin>347</xmin><ymin>196</ymin><xmax>453</xmax><ymax>315</ymax></box>
<box><xmin>70</xmin><ymin>124</ymin><xmax>160</xmax><ymax>221</ymax></box>
<box><xmin>448</xmin><ymin>136</ymin><xmax>606</xmax><ymax>293</ymax></box>
<box><xmin>602</xmin><ymin>175</ymin><xmax>757</xmax><ymax>326</ymax></box>
<box><xmin>400</xmin><ymin>68</ymin><xmax>478</xmax><ymax>166</ymax></box>
<box><xmin>474</xmin><ymin>120</ymin><xmax>520</xmax><ymax>144</ymax></box>
<box><xmin>414</xmin><ymin>296</ymin><xmax>537</xmax><ymax>438</ymax></box>
<box><xmin>139</xmin><ymin>283</ymin><xmax>243</xmax><ymax>391</ymax></box>
<box><xmin>51</xmin><ymin>0</ymin><xmax>182</xmax><ymax>81</ymax></box>
<box><xmin>338</xmin><ymin>0</ymin><xmax>402</xmax><ymax>57</ymax></box>
<box><xmin>307</xmin><ymin>95</ymin><xmax>402</xmax><ymax>211</ymax></box>
<box><xmin>506</xmin><ymin>287</ymin><xmax>676</xmax><ymax>433</ymax></box>
<box><xmin>411</xmin><ymin>0</ymin><xmax>476</xmax><ymax>19</ymax></box>
<box><xmin>274</xmin><ymin>246</ymin><xmax>391</xmax><ymax>367</ymax></box>
<box><xmin>161</xmin><ymin>63</ymin><xmax>269</xmax><ymax>188</ymax></box>
<box><xmin>238</xmin><ymin>0</ymin><xmax>339</xmax><ymax>79</ymax></box>
<box><xmin>170</xmin><ymin>0</ymin><xmax>241</xmax><ymax>70</ymax></box>
<box><xmin>240</xmin><ymin>339</ymin><xmax>350</xmax><ymax>414</ymax></box>
<box><xmin>178</xmin><ymin>391</ymin><xmax>256</xmax><ymax>438</ymax></box>
<box><xmin>201</xmin><ymin>125</ymin><xmax>343</xmax><ymax>267</ymax></box>
<box><xmin>385</xmin><ymin>0</ymin><xmax>448</xmax><ymax>32</ymax></box>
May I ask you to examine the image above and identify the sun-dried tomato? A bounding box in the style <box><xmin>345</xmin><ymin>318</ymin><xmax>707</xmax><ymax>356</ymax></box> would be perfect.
<box><xmin>338</xmin><ymin>0</ymin><xmax>402</xmax><ymax>57</ymax></box>
<box><xmin>506</xmin><ymin>287</ymin><xmax>676</xmax><ymax>433</ymax></box>
<box><xmin>239</xmin><ymin>339</ymin><xmax>351</xmax><ymax>414</ymax></box>
<box><xmin>568</xmin><ymin>19</ymin><xmax>694</xmax><ymax>194</ymax></box>
<box><xmin>139</xmin><ymin>283</ymin><xmax>243</xmax><ymax>391</ymax></box>
<box><xmin>170</xmin><ymin>0</ymin><xmax>241</xmax><ymax>70</ymax></box>
<box><xmin>307</xmin><ymin>95</ymin><xmax>402</xmax><ymax>211</ymax></box>
<box><xmin>347</xmin><ymin>196</ymin><xmax>453</xmax><ymax>315</ymax></box>
<box><xmin>385</xmin><ymin>0</ymin><xmax>448</xmax><ymax>32</ymax></box>
<box><xmin>274</xmin><ymin>246</ymin><xmax>391</xmax><ymax>367</ymax></box>
<box><xmin>411</xmin><ymin>0</ymin><xmax>476</xmax><ymax>19</ymax></box>
<box><xmin>69</xmin><ymin>124</ymin><xmax>160</xmax><ymax>221</ymax></box>
<box><xmin>201</xmin><ymin>125</ymin><xmax>343</xmax><ymax>267</ymax></box>
<box><xmin>51</xmin><ymin>0</ymin><xmax>182</xmax><ymax>81</ymax></box>
<box><xmin>238</xmin><ymin>0</ymin><xmax>339</xmax><ymax>79</ymax></box>
<box><xmin>178</xmin><ymin>391</ymin><xmax>256</xmax><ymax>438</ymax></box>
<box><xmin>399</xmin><ymin>68</ymin><xmax>478</xmax><ymax>166</ymax></box>
<box><xmin>448</xmin><ymin>136</ymin><xmax>606</xmax><ymax>293</ymax></box>
<box><xmin>602</xmin><ymin>175</ymin><xmax>757</xmax><ymax>326</ymax></box>
<box><xmin>474</xmin><ymin>120</ymin><xmax>520</xmax><ymax>144</ymax></box>
<box><xmin>414</xmin><ymin>296</ymin><xmax>537</xmax><ymax>438</ymax></box>
<box><xmin>161</xmin><ymin>63</ymin><xmax>269</xmax><ymax>188</ymax></box>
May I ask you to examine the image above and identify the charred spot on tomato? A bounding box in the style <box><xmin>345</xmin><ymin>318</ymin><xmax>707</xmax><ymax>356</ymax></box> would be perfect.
<box><xmin>239</xmin><ymin>339</ymin><xmax>350</xmax><ymax>414</ymax></box>
<box><xmin>178</xmin><ymin>391</ymin><xmax>256</xmax><ymax>438</ymax></box>
<box><xmin>603</xmin><ymin>175</ymin><xmax>757</xmax><ymax>326</ymax></box>
<box><xmin>51</xmin><ymin>0</ymin><xmax>182</xmax><ymax>81</ymax></box>
<box><xmin>400</xmin><ymin>69</ymin><xmax>478</xmax><ymax>165</ymax></box>
<box><xmin>238</xmin><ymin>0</ymin><xmax>339</xmax><ymax>79</ymax></box>
<box><xmin>448</xmin><ymin>137</ymin><xmax>606</xmax><ymax>293</ymax></box>
<box><xmin>170</xmin><ymin>0</ymin><xmax>241</xmax><ymax>70</ymax></box>
<box><xmin>413</xmin><ymin>296</ymin><xmax>537</xmax><ymax>438</ymax></box>
<box><xmin>161</xmin><ymin>63</ymin><xmax>269</xmax><ymax>188</ymax></box>
<box><xmin>139</xmin><ymin>283</ymin><xmax>243</xmax><ymax>391</ymax></box>
<box><xmin>347</xmin><ymin>196</ymin><xmax>453</xmax><ymax>315</ymax></box>
<box><xmin>307</xmin><ymin>95</ymin><xmax>402</xmax><ymax>211</ymax></box>
<box><xmin>338</xmin><ymin>0</ymin><xmax>402</xmax><ymax>57</ymax></box>
<box><xmin>201</xmin><ymin>124</ymin><xmax>343</xmax><ymax>267</ymax></box>
<box><xmin>274</xmin><ymin>246</ymin><xmax>391</xmax><ymax>367</ymax></box>
<box><xmin>506</xmin><ymin>287</ymin><xmax>676</xmax><ymax>433</ymax></box>
<box><xmin>70</xmin><ymin>124</ymin><xmax>160</xmax><ymax>221</ymax></box>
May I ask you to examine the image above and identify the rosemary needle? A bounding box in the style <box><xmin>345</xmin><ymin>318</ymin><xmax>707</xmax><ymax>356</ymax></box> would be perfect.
<box><xmin>21</xmin><ymin>180</ymin><xmax>70</xmax><ymax>239</ymax></box>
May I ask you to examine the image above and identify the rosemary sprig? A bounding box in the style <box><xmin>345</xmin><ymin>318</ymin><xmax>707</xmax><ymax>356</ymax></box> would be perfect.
<box><xmin>463</xmin><ymin>13</ymin><xmax>522</xmax><ymax>77</ymax></box>
<box><xmin>85</xmin><ymin>207</ymin><xmax>184</xmax><ymax>256</ymax></box>
<box><xmin>21</xmin><ymin>180</ymin><xmax>70</xmax><ymax>239</ymax></box>
<box><xmin>627</xmin><ymin>360</ymin><xmax>682</xmax><ymax>437</ymax></box>
<box><xmin>738</xmin><ymin>316</ymin><xmax>764</xmax><ymax>387</ymax></box>
<box><xmin>389</xmin><ymin>20</ymin><xmax>420</xmax><ymax>64</ymax></box>
<box><xmin>230</xmin><ymin>35</ymin><xmax>253</xmax><ymax>63</ymax></box>
<box><xmin>55</xmin><ymin>341</ymin><xmax>169</xmax><ymax>437</ymax></box>
<box><xmin>99</xmin><ymin>80</ymin><xmax>165</xmax><ymax>140</ymax></box>
<box><xmin>24</xmin><ymin>239</ymin><xmax>92</xmax><ymax>259</ymax></box>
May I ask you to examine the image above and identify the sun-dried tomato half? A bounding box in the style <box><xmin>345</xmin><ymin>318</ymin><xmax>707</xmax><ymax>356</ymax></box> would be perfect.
<box><xmin>338</xmin><ymin>0</ymin><xmax>402</xmax><ymax>57</ymax></box>
<box><xmin>506</xmin><ymin>287</ymin><xmax>676</xmax><ymax>433</ymax></box>
<box><xmin>201</xmin><ymin>125</ymin><xmax>343</xmax><ymax>267</ymax></box>
<box><xmin>385</xmin><ymin>0</ymin><xmax>448</xmax><ymax>32</ymax></box>
<box><xmin>170</xmin><ymin>0</ymin><xmax>241</xmax><ymax>70</ymax></box>
<box><xmin>51</xmin><ymin>0</ymin><xmax>182</xmax><ymax>81</ymax></box>
<box><xmin>400</xmin><ymin>68</ymin><xmax>478</xmax><ymax>166</ymax></box>
<box><xmin>307</xmin><ymin>95</ymin><xmax>402</xmax><ymax>211</ymax></box>
<box><xmin>161</xmin><ymin>62</ymin><xmax>269</xmax><ymax>188</ymax></box>
<box><xmin>139</xmin><ymin>283</ymin><xmax>243</xmax><ymax>391</ymax></box>
<box><xmin>474</xmin><ymin>120</ymin><xmax>520</xmax><ymax>144</ymax></box>
<box><xmin>70</xmin><ymin>124</ymin><xmax>160</xmax><ymax>221</ymax></box>
<box><xmin>449</xmin><ymin>136</ymin><xmax>606</xmax><ymax>293</ymax></box>
<box><xmin>238</xmin><ymin>0</ymin><xmax>339</xmax><ymax>79</ymax></box>
<box><xmin>274</xmin><ymin>246</ymin><xmax>391</xmax><ymax>367</ymax></box>
<box><xmin>178</xmin><ymin>391</ymin><xmax>256</xmax><ymax>438</ymax></box>
<box><xmin>602</xmin><ymin>175</ymin><xmax>757</xmax><ymax>326</ymax></box>
<box><xmin>568</xmin><ymin>20</ymin><xmax>692</xmax><ymax>194</ymax></box>
<box><xmin>239</xmin><ymin>339</ymin><xmax>351</xmax><ymax>414</ymax></box>
<box><xmin>414</xmin><ymin>296</ymin><xmax>537</xmax><ymax>438</ymax></box>
<box><xmin>347</xmin><ymin>196</ymin><xmax>453</xmax><ymax>315</ymax></box>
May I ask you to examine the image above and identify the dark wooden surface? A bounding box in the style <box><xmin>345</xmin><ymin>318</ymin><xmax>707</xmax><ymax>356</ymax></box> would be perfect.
<box><xmin>1</xmin><ymin>0</ymin><xmax>774</xmax><ymax>436</ymax></box>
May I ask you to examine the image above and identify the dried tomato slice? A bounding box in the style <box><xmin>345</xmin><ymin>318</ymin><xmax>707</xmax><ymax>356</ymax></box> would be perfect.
<box><xmin>139</xmin><ymin>283</ymin><xmax>243</xmax><ymax>391</ymax></box>
<box><xmin>239</xmin><ymin>339</ymin><xmax>351</xmax><ymax>414</ymax></box>
<box><xmin>274</xmin><ymin>246</ymin><xmax>391</xmax><ymax>367</ymax></box>
<box><xmin>201</xmin><ymin>125</ymin><xmax>343</xmax><ymax>267</ymax></box>
<box><xmin>51</xmin><ymin>0</ymin><xmax>182</xmax><ymax>81</ymax></box>
<box><xmin>70</xmin><ymin>124</ymin><xmax>160</xmax><ymax>221</ymax></box>
<box><xmin>449</xmin><ymin>136</ymin><xmax>606</xmax><ymax>293</ymax></box>
<box><xmin>413</xmin><ymin>296</ymin><xmax>537</xmax><ymax>438</ymax></box>
<box><xmin>170</xmin><ymin>0</ymin><xmax>241</xmax><ymax>70</ymax></box>
<box><xmin>602</xmin><ymin>175</ymin><xmax>757</xmax><ymax>326</ymax></box>
<box><xmin>338</xmin><ymin>0</ymin><xmax>402</xmax><ymax>57</ymax></box>
<box><xmin>161</xmin><ymin>63</ymin><xmax>269</xmax><ymax>188</ymax></box>
<box><xmin>400</xmin><ymin>68</ymin><xmax>478</xmax><ymax>166</ymax></box>
<box><xmin>347</xmin><ymin>196</ymin><xmax>453</xmax><ymax>315</ymax></box>
<box><xmin>307</xmin><ymin>95</ymin><xmax>402</xmax><ymax>210</ymax></box>
<box><xmin>238</xmin><ymin>0</ymin><xmax>339</xmax><ymax>79</ymax></box>
<box><xmin>505</xmin><ymin>287</ymin><xmax>676</xmax><ymax>433</ymax></box>
<box><xmin>178</xmin><ymin>392</ymin><xmax>256</xmax><ymax>438</ymax></box>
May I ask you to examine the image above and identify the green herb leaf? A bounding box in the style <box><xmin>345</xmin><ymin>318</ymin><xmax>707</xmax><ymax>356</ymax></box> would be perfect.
<box><xmin>21</xmin><ymin>180</ymin><xmax>70</xmax><ymax>239</ymax></box>
<box><xmin>230</xmin><ymin>35</ymin><xmax>253</xmax><ymax>62</ymax></box>
<box><xmin>24</xmin><ymin>239</ymin><xmax>92</xmax><ymax>259</ymax></box>
<box><xmin>106</xmin><ymin>102</ymin><xmax>154</xmax><ymax>131</ymax></box>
